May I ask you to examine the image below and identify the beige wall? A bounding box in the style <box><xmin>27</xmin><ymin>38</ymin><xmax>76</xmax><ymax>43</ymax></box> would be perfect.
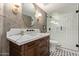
<box><xmin>4</xmin><ymin>3</ymin><xmax>25</xmax><ymax>31</ymax></box>
<box><xmin>33</xmin><ymin>4</ymin><xmax>47</xmax><ymax>33</ymax></box>
<box><xmin>0</xmin><ymin>3</ymin><xmax>4</xmax><ymax>55</ymax></box>
<box><xmin>0</xmin><ymin>3</ymin><xmax>25</xmax><ymax>55</ymax></box>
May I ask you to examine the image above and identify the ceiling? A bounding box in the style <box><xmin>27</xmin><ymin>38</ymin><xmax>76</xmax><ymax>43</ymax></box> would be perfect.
<box><xmin>36</xmin><ymin>3</ymin><xmax>77</xmax><ymax>14</ymax></box>
<box><xmin>22</xmin><ymin>3</ymin><xmax>77</xmax><ymax>16</ymax></box>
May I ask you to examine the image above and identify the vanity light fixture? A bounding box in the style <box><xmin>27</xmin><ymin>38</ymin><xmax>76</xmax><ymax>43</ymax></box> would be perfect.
<box><xmin>37</xmin><ymin>12</ymin><xmax>42</xmax><ymax>17</ymax></box>
<box><xmin>35</xmin><ymin>10</ymin><xmax>42</xmax><ymax>18</ymax></box>
<box><xmin>35</xmin><ymin>12</ymin><xmax>42</xmax><ymax>22</ymax></box>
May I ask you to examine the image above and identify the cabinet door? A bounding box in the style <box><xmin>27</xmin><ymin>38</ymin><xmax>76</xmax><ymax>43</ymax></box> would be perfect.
<box><xmin>9</xmin><ymin>42</ymin><xmax>24</xmax><ymax>56</ymax></box>
<box><xmin>24</xmin><ymin>41</ymin><xmax>37</xmax><ymax>56</ymax></box>
<box><xmin>37</xmin><ymin>37</ymin><xmax>50</xmax><ymax>56</ymax></box>
<box><xmin>24</xmin><ymin>36</ymin><xmax>50</xmax><ymax>56</ymax></box>
<box><xmin>25</xmin><ymin>46</ymin><xmax>36</xmax><ymax>56</ymax></box>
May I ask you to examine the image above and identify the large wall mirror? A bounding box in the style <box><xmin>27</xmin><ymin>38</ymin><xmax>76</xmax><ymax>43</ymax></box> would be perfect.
<box><xmin>22</xmin><ymin>3</ymin><xmax>35</xmax><ymax>28</ymax></box>
<box><xmin>22</xmin><ymin>3</ymin><xmax>47</xmax><ymax>33</ymax></box>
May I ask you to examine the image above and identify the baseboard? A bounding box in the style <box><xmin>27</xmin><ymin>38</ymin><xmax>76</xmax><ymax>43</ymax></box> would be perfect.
<box><xmin>0</xmin><ymin>53</ymin><xmax>9</xmax><ymax>56</ymax></box>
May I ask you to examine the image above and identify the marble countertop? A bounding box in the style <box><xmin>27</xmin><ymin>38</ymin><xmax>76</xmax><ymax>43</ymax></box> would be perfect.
<box><xmin>7</xmin><ymin>29</ymin><xmax>50</xmax><ymax>46</ymax></box>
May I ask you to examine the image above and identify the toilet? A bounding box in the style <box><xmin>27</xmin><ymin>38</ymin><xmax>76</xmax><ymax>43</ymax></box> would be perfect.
<box><xmin>50</xmin><ymin>40</ymin><xmax>61</xmax><ymax>52</ymax></box>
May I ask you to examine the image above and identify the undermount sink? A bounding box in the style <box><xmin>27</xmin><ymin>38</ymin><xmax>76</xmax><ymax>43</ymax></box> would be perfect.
<box><xmin>16</xmin><ymin>31</ymin><xmax>42</xmax><ymax>43</ymax></box>
<box><xmin>26</xmin><ymin>32</ymin><xmax>41</xmax><ymax>36</ymax></box>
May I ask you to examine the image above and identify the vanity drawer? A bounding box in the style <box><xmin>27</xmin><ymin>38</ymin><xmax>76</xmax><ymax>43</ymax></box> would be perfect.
<box><xmin>24</xmin><ymin>40</ymin><xmax>37</xmax><ymax>49</ymax></box>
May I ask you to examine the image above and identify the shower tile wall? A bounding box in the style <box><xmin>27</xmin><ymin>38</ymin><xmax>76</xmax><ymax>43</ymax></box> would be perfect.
<box><xmin>47</xmin><ymin>4</ymin><xmax>78</xmax><ymax>51</ymax></box>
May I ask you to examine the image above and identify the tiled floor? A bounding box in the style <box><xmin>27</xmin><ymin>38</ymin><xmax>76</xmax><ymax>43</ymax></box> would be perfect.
<box><xmin>50</xmin><ymin>48</ymin><xmax>79</xmax><ymax>56</ymax></box>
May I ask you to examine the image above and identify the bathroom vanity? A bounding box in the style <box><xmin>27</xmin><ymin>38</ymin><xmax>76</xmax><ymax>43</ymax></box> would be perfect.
<box><xmin>9</xmin><ymin>36</ymin><xmax>49</xmax><ymax>56</ymax></box>
<box><xmin>7</xmin><ymin>29</ymin><xmax>50</xmax><ymax>56</ymax></box>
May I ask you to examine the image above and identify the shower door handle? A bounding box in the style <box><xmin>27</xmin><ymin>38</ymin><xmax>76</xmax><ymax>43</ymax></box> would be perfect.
<box><xmin>49</xmin><ymin>28</ymin><xmax>51</xmax><ymax>31</ymax></box>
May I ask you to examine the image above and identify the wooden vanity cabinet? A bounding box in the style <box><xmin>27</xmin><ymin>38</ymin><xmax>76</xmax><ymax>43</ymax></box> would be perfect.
<box><xmin>9</xmin><ymin>36</ymin><xmax>50</xmax><ymax>56</ymax></box>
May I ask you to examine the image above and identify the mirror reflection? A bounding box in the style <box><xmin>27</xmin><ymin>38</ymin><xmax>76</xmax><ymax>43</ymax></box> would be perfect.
<box><xmin>22</xmin><ymin>3</ymin><xmax>35</xmax><ymax>28</ymax></box>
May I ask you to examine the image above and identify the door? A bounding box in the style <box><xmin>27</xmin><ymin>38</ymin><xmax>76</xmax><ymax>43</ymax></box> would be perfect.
<box><xmin>25</xmin><ymin>47</ymin><xmax>36</xmax><ymax>56</ymax></box>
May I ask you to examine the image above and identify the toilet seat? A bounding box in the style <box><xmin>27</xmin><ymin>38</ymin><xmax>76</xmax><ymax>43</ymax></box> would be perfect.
<box><xmin>50</xmin><ymin>40</ymin><xmax>61</xmax><ymax>52</ymax></box>
<box><xmin>50</xmin><ymin>40</ymin><xmax>58</xmax><ymax>44</ymax></box>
